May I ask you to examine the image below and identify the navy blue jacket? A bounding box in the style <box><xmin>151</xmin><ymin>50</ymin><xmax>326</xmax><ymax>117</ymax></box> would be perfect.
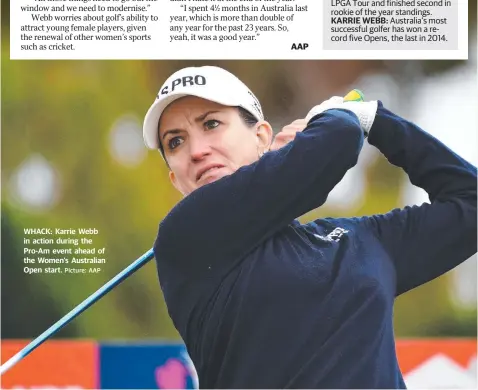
<box><xmin>154</xmin><ymin>103</ymin><xmax>477</xmax><ymax>388</ymax></box>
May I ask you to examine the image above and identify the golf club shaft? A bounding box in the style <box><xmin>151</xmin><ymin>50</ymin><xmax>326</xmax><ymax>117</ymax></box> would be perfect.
<box><xmin>0</xmin><ymin>248</ymin><xmax>155</xmax><ymax>375</ymax></box>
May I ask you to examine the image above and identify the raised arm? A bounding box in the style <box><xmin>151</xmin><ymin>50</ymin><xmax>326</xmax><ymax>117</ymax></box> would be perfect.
<box><xmin>154</xmin><ymin>109</ymin><xmax>365</xmax><ymax>278</ymax></box>
<box><xmin>363</xmin><ymin>102</ymin><xmax>477</xmax><ymax>295</ymax></box>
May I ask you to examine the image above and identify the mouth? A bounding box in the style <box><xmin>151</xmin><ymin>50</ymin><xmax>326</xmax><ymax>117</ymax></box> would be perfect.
<box><xmin>196</xmin><ymin>165</ymin><xmax>225</xmax><ymax>182</ymax></box>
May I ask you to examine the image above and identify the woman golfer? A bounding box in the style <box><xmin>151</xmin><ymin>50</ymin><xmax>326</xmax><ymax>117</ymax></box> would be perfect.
<box><xmin>143</xmin><ymin>66</ymin><xmax>477</xmax><ymax>388</ymax></box>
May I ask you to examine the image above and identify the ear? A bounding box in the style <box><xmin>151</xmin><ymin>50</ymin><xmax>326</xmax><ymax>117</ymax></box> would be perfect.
<box><xmin>169</xmin><ymin>170</ymin><xmax>187</xmax><ymax>196</ymax></box>
<box><xmin>255</xmin><ymin>120</ymin><xmax>274</xmax><ymax>153</ymax></box>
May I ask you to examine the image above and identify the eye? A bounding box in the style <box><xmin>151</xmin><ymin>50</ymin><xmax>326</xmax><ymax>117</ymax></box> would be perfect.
<box><xmin>204</xmin><ymin>119</ymin><xmax>221</xmax><ymax>130</ymax></box>
<box><xmin>167</xmin><ymin>136</ymin><xmax>184</xmax><ymax>150</ymax></box>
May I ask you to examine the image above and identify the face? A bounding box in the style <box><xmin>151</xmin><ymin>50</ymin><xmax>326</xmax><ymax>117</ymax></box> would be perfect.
<box><xmin>159</xmin><ymin>96</ymin><xmax>273</xmax><ymax>196</ymax></box>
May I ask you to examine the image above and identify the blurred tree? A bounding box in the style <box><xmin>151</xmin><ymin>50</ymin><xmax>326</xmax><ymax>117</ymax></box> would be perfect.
<box><xmin>1</xmin><ymin>53</ymin><xmax>181</xmax><ymax>340</ymax></box>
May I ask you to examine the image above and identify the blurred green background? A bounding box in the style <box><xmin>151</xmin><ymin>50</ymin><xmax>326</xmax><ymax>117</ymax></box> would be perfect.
<box><xmin>1</xmin><ymin>1</ymin><xmax>477</xmax><ymax>342</ymax></box>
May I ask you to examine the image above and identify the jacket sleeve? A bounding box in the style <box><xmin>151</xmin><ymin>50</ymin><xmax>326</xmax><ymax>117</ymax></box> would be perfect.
<box><xmin>154</xmin><ymin>109</ymin><xmax>365</xmax><ymax>278</ymax></box>
<box><xmin>363</xmin><ymin>102</ymin><xmax>477</xmax><ymax>296</ymax></box>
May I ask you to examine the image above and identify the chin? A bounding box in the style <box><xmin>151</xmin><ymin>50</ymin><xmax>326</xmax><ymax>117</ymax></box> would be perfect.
<box><xmin>197</xmin><ymin>171</ymin><xmax>229</xmax><ymax>188</ymax></box>
<box><xmin>200</xmin><ymin>176</ymin><xmax>221</xmax><ymax>186</ymax></box>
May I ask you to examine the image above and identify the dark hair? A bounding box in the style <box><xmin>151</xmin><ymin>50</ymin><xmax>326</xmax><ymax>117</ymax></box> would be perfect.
<box><xmin>237</xmin><ymin>106</ymin><xmax>259</xmax><ymax>128</ymax></box>
<box><xmin>159</xmin><ymin>106</ymin><xmax>259</xmax><ymax>167</ymax></box>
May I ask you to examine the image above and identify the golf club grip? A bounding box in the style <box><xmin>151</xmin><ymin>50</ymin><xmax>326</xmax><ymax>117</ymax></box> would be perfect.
<box><xmin>0</xmin><ymin>248</ymin><xmax>155</xmax><ymax>375</ymax></box>
<box><xmin>344</xmin><ymin>89</ymin><xmax>364</xmax><ymax>102</ymax></box>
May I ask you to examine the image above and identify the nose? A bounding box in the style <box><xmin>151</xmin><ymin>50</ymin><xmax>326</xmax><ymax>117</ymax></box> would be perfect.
<box><xmin>189</xmin><ymin>134</ymin><xmax>211</xmax><ymax>162</ymax></box>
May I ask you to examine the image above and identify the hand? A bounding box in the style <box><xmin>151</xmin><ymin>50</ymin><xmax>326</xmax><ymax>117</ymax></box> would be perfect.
<box><xmin>269</xmin><ymin>96</ymin><xmax>346</xmax><ymax>152</ymax></box>
<box><xmin>270</xmin><ymin>118</ymin><xmax>308</xmax><ymax>152</ymax></box>
<box><xmin>305</xmin><ymin>96</ymin><xmax>344</xmax><ymax>122</ymax></box>
<box><xmin>305</xmin><ymin>94</ymin><xmax>377</xmax><ymax>137</ymax></box>
<box><xmin>269</xmin><ymin>96</ymin><xmax>349</xmax><ymax>152</ymax></box>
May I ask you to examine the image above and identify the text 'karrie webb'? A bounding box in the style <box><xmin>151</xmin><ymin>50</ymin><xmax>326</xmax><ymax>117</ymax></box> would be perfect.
<box><xmin>24</xmin><ymin>228</ymin><xmax>99</xmax><ymax>235</ymax></box>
